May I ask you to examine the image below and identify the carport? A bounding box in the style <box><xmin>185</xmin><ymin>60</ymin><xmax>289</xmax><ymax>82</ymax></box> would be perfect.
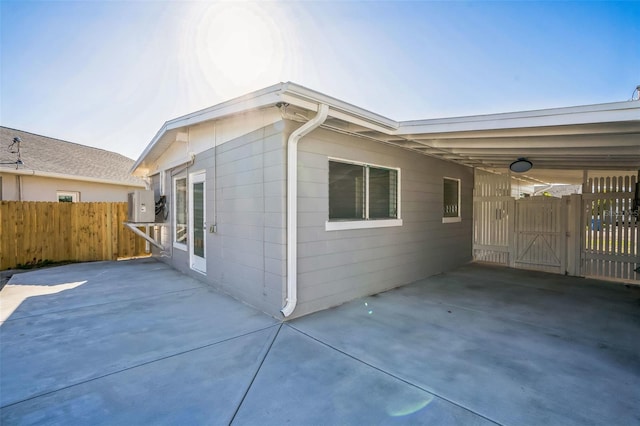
<box><xmin>1</xmin><ymin>259</ymin><xmax>639</xmax><ymax>425</ymax></box>
<box><xmin>314</xmin><ymin>97</ymin><xmax>639</xmax><ymax>283</ymax></box>
<box><xmin>388</xmin><ymin>100</ymin><xmax>640</xmax><ymax>283</ymax></box>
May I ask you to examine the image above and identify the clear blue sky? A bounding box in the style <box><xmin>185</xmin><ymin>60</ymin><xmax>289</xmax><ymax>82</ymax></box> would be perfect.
<box><xmin>1</xmin><ymin>1</ymin><xmax>638</xmax><ymax>160</ymax></box>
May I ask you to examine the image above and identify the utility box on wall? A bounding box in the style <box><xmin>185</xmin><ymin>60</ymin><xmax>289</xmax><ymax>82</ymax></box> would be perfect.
<box><xmin>128</xmin><ymin>190</ymin><xmax>155</xmax><ymax>223</ymax></box>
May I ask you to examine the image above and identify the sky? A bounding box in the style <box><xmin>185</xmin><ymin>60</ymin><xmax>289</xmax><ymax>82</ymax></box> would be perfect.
<box><xmin>1</xmin><ymin>1</ymin><xmax>639</xmax><ymax>160</ymax></box>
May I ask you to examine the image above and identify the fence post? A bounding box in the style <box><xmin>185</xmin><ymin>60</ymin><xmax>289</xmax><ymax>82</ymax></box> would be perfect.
<box><xmin>507</xmin><ymin>198</ymin><xmax>516</xmax><ymax>268</ymax></box>
<box><xmin>565</xmin><ymin>194</ymin><xmax>582</xmax><ymax>276</ymax></box>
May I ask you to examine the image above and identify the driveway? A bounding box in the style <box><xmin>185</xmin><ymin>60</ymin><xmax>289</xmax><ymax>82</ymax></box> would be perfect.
<box><xmin>1</xmin><ymin>259</ymin><xmax>639</xmax><ymax>425</ymax></box>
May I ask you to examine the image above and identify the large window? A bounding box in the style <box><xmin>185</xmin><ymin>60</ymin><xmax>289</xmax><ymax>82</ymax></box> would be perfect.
<box><xmin>327</xmin><ymin>159</ymin><xmax>401</xmax><ymax>230</ymax></box>
<box><xmin>443</xmin><ymin>177</ymin><xmax>461</xmax><ymax>223</ymax></box>
<box><xmin>174</xmin><ymin>177</ymin><xmax>188</xmax><ymax>248</ymax></box>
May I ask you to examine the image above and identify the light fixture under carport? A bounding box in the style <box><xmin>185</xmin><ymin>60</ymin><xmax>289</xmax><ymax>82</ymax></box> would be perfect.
<box><xmin>510</xmin><ymin>158</ymin><xmax>533</xmax><ymax>173</ymax></box>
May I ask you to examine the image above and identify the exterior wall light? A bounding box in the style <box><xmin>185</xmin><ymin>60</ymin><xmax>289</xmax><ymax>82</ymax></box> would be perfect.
<box><xmin>510</xmin><ymin>158</ymin><xmax>533</xmax><ymax>173</ymax></box>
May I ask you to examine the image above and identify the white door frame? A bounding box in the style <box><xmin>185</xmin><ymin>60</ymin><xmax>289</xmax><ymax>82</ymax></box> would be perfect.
<box><xmin>189</xmin><ymin>171</ymin><xmax>206</xmax><ymax>274</ymax></box>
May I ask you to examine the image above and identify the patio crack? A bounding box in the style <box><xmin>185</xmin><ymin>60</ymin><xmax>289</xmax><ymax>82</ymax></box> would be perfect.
<box><xmin>229</xmin><ymin>322</ymin><xmax>283</xmax><ymax>424</ymax></box>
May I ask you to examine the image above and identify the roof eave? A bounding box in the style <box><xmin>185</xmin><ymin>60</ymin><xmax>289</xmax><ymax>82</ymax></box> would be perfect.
<box><xmin>281</xmin><ymin>82</ymin><xmax>399</xmax><ymax>132</ymax></box>
<box><xmin>131</xmin><ymin>82</ymin><xmax>404</xmax><ymax>176</ymax></box>
<box><xmin>131</xmin><ymin>83</ymin><xmax>289</xmax><ymax>175</ymax></box>
<box><xmin>396</xmin><ymin>100</ymin><xmax>640</xmax><ymax>134</ymax></box>
<box><xmin>0</xmin><ymin>167</ymin><xmax>146</xmax><ymax>187</ymax></box>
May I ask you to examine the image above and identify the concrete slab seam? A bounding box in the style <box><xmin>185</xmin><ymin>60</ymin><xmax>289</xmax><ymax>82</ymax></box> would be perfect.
<box><xmin>0</xmin><ymin>285</ymin><xmax>207</xmax><ymax>324</ymax></box>
<box><xmin>229</xmin><ymin>322</ymin><xmax>283</xmax><ymax>425</ymax></box>
<box><xmin>0</xmin><ymin>323</ymin><xmax>281</xmax><ymax>410</ymax></box>
<box><xmin>286</xmin><ymin>324</ymin><xmax>503</xmax><ymax>426</ymax></box>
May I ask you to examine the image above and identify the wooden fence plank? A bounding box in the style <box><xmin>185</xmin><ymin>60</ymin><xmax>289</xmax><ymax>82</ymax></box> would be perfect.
<box><xmin>0</xmin><ymin>202</ymin><xmax>12</xmax><ymax>270</ymax></box>
<box><xmin>14</xmin><ymin>202</ymin><xmax>25</xmax><ymax>266</ymax></box>
<box><xmin>0</xmin><ymin>201</ymin><xmax>147</xmax><ymax>270</ymax></box>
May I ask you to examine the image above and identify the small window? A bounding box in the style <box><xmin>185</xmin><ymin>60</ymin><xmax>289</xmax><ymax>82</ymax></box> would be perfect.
<box><xmin>443</xmin><ymin>178</ymin><xmax>461</xmax><ymax>223</ymax></box>
<box><xmin>57</xmin><ymin>191</ymin><xmax>79</xmax><ymax>202</ymax></box>
<box><xmin>327</xmin><ymin>159</ymin><xmax>402</xmax><ymax>231</ymax></box>
<box><xmin>174</xmin><ymin>177</ymin><xmax>188</xmax><ymax>248</ymax></box>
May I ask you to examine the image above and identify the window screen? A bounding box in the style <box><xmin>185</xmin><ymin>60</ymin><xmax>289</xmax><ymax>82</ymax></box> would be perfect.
<box><xmin>369</xmin><ymin>167</ymin><xmax>398</xmax><ymax>219</ymax></box>
<box><xmin>175</xmin><ymin>177</ymin><xmax>187</xmax><ymax>245</ymax></box>
<box><xmin>329</xmin><ymin>160</ymin><xmax>399</xmax><ymax>221</ymax></box>
<box><xmin>443</xmin><ymin>178</ymin><xmax>460</xmax><ymax>218</ymax></box>
<box><xmin>329</xmin><ymin>161</ymin><xmax>365</xmax><ymax>220</ymax></box>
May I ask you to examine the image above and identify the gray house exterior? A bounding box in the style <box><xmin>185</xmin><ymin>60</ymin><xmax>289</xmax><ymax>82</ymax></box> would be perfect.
<box><xmin>132</xmin><ymin>82</ymin><xmax>639</xmax><ymax>318</ymax></box>
<box><xmin>132</xmin><ymin>83</ymin><xmax>472</xmax><ymax>318</ymax></box>
<box><xmin>293</xmin><ymin>125</ymin><xmax>472</xmax><ymax>315</ymax></box>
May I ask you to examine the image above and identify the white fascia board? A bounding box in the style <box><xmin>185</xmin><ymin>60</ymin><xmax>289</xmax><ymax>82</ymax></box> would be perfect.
<box><xmin>281</xmin><ymin>82</ymin><xmax>399</xmax><ymax>132</ymax></box>
<box><xmin>131</xmin><ymin>83</ymin><xmax>288</xmax><ymax>175</ymax></box>
<box><xmin>0</xmin><ymin>168</ymin><xmax>146</xmax><ymax>188</ymax></box>
<box><xmin>397</xmin><ymin>101</ymin><xmax>640</xmax><ymax>134</ymax></box>
<box><xmin>132</xmin><ymin>82</ymin><xmax>403</xmax><ymax>177</ymax></box>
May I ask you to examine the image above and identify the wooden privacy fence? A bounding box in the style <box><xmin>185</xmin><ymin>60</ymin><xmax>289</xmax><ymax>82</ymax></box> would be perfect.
<box><xmin>473</xmin><ymin>170</ymin><xmax>639</xmax><ymax>283</ymax></box>
<box><xmin>582</xmin><ymin>175</ymin><xmax>638</xmax><ymax>281</ymax></box>
<box><xmin>0</xmin><ymin>201</ymin><xmax>147</xmax><ymax>270</ymax></box>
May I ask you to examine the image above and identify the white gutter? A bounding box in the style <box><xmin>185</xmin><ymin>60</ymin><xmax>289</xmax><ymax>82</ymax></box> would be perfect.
<box><xmin>281</xmin><ymin>103</ymin><xmax>329</xmax><ymax>318</ymax></box>
<box><xmin>397</xmin><ymin>100</ymin><xmax>640</xmax><ymax>134</ymax></box>
<box><xmin>0</xmin><ymin>168</ymin><xmax>145</xmax><ymax>188</ymax></box>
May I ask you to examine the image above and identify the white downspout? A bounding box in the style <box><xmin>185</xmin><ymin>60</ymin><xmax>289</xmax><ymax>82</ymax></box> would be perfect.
<box><xmin>281</xmin><ymin>103</ymin><xmax>329</xmax><ymax>317</ymax></box>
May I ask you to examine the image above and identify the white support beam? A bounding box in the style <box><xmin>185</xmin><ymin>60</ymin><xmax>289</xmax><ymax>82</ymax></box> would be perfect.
<box><xmin>124</xmin><ymin>222</ymin><xmax>165</xmax><ymax>251</ymax></box>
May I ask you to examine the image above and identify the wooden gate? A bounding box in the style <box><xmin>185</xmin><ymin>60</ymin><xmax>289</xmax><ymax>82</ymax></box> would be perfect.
<box><xmin>582</xmin><ymin>175</ymin><xmax>638</xmax><ymax>282</ymax></box>
<box><xmin>473</xmin><ymin>171</ymin><xmax>513</xmax><ymax>265</ymax></box>
<box><xmin>473</xmin><ymin>170</ymin><xmax>638</xmax><ymax>282</ymax></box>
<box><xmin>513</xmin><ymin>197</ymin><xmax>566</xmax><ymax>274</ymax></box>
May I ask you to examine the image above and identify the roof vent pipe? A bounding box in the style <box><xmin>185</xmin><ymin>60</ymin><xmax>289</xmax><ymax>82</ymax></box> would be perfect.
<box><xmin>281</xmin><ymin>104</ymin><xmax>329</xmax><ymax>317</ymax></box>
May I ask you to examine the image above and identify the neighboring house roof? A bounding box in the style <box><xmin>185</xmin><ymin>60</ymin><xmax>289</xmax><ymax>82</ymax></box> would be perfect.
<box><xmin>133</xmin><ymin>82</ymin><xmax>640</xmax><ymax>184</ymax></box>
<box><xmin>0</xmin><ymin>127</ymin><xmax>145</xmax><ymax>187</ymax></box>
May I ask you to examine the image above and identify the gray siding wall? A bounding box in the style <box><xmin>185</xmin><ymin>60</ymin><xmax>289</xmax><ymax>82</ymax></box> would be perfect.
<box><xmin>293</xmin><ymin>124</ymin><xmax>473</xmax><ymax>318</ymax></box>
<box><xmin>155</xmin><ymin>123</ymin><xmax>287</xmax><ymax>317</ymax></box>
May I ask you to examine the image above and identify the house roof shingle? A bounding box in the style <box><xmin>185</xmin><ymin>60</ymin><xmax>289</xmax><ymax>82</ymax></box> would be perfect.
<box><xmin>0</xmin><ymin>127</ymin><xmax>144</xmax><ymax>187</ymax></box>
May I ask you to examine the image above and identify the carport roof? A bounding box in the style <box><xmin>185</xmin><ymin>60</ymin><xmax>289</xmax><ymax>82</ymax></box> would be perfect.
<box><xmin>133</xmin><ymin>82</ymin><xmax>640</xmax><ymax>184</ymax></box>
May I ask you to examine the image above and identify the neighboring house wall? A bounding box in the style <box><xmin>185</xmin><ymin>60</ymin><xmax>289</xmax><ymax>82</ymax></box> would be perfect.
<box><xmin>292</xmin><ymin>124</ymin><xmax>474</xmax><ymax>317</ymax></box>
<box><xmin>0</xmin><ymin>172</ymin><xmax>140</xmax><ymax>202</ymax></box>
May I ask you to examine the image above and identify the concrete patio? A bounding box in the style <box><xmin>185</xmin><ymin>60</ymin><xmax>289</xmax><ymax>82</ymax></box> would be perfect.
<box><xmin>1</xmin><ymin>259</ymin><xmax>639</xmax><ymax>425</ymax></box>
